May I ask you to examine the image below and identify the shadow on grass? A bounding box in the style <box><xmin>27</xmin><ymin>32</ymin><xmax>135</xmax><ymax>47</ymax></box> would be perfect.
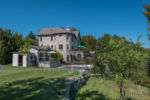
<box><xmin>0</xmin><ymin>77</ymin><xmax>66</xmax><ymax>100</ymax></box>
<box><xmin>126</xmin><ymin>97</ymin><xmax>136</xmax><ymax>100</ymax></box>
<box><xmin>74</xmin><ymin>90</ymin><xmax>109</xmax><ymax>100</ymax></box>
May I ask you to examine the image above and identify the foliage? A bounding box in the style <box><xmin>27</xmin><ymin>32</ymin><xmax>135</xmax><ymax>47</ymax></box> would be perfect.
<box><xmin>55</xmin><ymin>51</ymin><xmax>64</xmax><ymax>62</ymax></box>
<box><xmin>92</xmin><ymin>34</ymin><xmax>149</xmax><ymax>100</ymax></box>
<box><xmin>91</xmin><ymin>58</ymin><xmax>106</xmax><ymax>75</ymax></box>
<box><xmin>81</xmin><ymin>35</ymin><xmax>97</xmax><ymax>51</ymax></box>
<box><xmin>0</xmin><ymin>27</ymin><xmax>23</xmax><ymax>64</ymax></box>
<box><xmin>74</xmin><ymin>76</ymin><xmax>150</xmax><ymax>100</ymax></box>
<box><xmin>12</xmin><ymin>32</ymin><xmax>23</xmax><ymax>50</ymax></box>
<box><xmin>142</xmin><ymin>4</ymin><xmax>150</xmax><ymax>78</ymax></box>
<box><xmin>0</xmin><ymin>28</ymin><xmax>38</xmax><ymax>64</ymax></box>
<box><xmin>24</xmin><ymin>31</ymin><xmax>38</xmax><ymax>46</ymax></box>
<box><xmin>94</xmin><ymin>34</ymin><xmax>148</xmax><ymax>77</ymax></box>
<box><xmin>20</xmin><ymin>41</ymin><xmax>31</xmax><ymax>55</ymax></box>
<box><xmin>130</xmin><ymin>68</ymin><xmax>150</xmax><ymax>88</ymax></box>
<box><xmin>71</xmin><ymin>28</ymin><xmax>77</xmax><ymax>31</ymax></box>
<box><xmin>26</xmin><ymin>31</ymin><xmax>37</xmax><ymax>40</ymax></box>
<box><xmin>143</xmin><ymin>4</ymin><xmax>150</xmax><ymax>40</ymax></box>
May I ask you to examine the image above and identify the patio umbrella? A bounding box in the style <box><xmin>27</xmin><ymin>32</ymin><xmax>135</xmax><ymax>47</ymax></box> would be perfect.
<box><xmin>48</xmin><ymin>51</ymin><xmax>57</xmax><ymax>61</ymax></box>
<box><xmin>48</xmin><ymin>51</ymin><xmax>57</xmax><ymax>53</ymax></box>
<box><xmin>78</xmin><ymin>45</ymin><xmax>84</xmax><ymax>48</ymax></box>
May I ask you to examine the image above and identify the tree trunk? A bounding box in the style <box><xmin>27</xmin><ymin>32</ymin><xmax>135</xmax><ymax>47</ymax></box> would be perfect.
<box><xmin>120</xmin><ymin>81</ymin><xmax>124</xmax><ymax>100</ymax></box>
<box><xmin>124</xmin><ymin>88</ymin><xmax>126</xmax><ymax>100</ymax></box>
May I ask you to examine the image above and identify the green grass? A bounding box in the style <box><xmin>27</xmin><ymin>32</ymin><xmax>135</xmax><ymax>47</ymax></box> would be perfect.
<box><xmin>74</xmin><ymin>76</ymin><xmax>150</xmax><ymax>100</ymax></box>
<box><xmin>0</xmin><ymin>65</ymin><xmax>78</xmax><ymax>100</ymax></box>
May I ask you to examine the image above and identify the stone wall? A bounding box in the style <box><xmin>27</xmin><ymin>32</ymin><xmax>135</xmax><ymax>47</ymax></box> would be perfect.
<box><xmin>61</xmin><ymin>70</ymin><xmax>88</xmax><ymax>100</ymax></box>
<box><xmin>38</xmin><ymin>33</ymin><xmax>80</xmax><ymax>63</ymax></box>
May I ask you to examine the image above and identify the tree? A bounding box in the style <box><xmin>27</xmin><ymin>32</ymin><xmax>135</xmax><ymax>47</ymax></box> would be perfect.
<box><xmin>71</xmin><ymin>28</ymin><xmax>77</xmax><ymax>31</ymax></box>
<box><xmin>0</xmin><ymin>27</ymin><xmax>24</xmax><ymax>64</ymax></box>
<box><xmin>24</xmin><ymin>31</ymin><xmax>38</xmax><ymax>46</ymax></box>
<box><xmin>26</xmin><ymin>31</ymin><xmax>36</xmax><ymax>40</ymax></box>
<box><xmin>0</xmin><ymin>29</ymin><xmax>12</xmax><ymax>64</ymax></box>
<box><xmin>143</xmin><ymin>4</ymin><xmax>150</xmax><ymax>78</ymax></box>
<box><xmin>55</xmin><ymin>51</ymin><xmax>64</xmax><ymax>62</ymax></box>
<box><xmin>81</xmin><ymin>35</ymin><xmax>97</xmax><ymax>51</ymax></box>
<box><xmin>93</xmin><ymin>34</ymin><xmax>148</xmax><ymax>100</ymax></box>
<box><xmin>13</xmin><ymin>32</ymin><xmax>23</xmax><ymax>51</ymax></box>
<box><xmin>20</xmin><ymin>41</ymin><xmax>30</xmax><ymax>56</ymax></box>
<box><xmin>143</xmin><ymin>4</ymin><xmax>150</xmax><ymax>40</ymax></box>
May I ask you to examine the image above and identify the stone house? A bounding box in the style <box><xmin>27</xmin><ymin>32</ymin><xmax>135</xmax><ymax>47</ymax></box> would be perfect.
<box><xmin>12</xmin><ymin>26</ymin><xmax>84</xmax><ymax>67</ymax></box>
<box><xmin>38</xmin><ymin>26</ymin><xmax>84</xmax><ymax>63</ymax></box>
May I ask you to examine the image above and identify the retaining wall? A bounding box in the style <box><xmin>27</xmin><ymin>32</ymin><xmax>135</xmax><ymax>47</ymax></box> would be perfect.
<box><xmin>61</xmin><ymin>70</ymin><xmax>88</xmax><ymax>100</ymax></box>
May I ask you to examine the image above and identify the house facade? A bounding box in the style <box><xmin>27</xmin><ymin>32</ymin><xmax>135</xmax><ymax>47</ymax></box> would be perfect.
<box><xmin>38</xmin><ymin>26</ymin><xmax>84</xmax><ymax>63</ymax></box>
<box><xmin>12</xmin><ymin>26</ymin><xmax>84</xmax><ymax>67</ymax></box>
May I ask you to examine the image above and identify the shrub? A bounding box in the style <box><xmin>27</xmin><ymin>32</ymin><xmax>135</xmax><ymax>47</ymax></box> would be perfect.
<box><xmin>55</xmin><ymin>51</ymin><xmax>64</xmax><ymax>62</ymax></box>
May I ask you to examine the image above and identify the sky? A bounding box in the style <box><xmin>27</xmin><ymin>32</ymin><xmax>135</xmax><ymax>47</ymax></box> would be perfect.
<box><xmin>0</xmin><ymin>0</ymin><xmax>150</xmax><ymax>48</ymax></box>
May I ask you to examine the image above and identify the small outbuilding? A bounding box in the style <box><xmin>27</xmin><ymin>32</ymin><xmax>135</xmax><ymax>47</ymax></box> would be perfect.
<box><xmin>12</xmin><ymin>46</ymin><xmax>60</xmax><ymax>68</ymax></box>
<box><xmin>12</xmin><ymin>52</ymin><xmax>35</xmax><ymax>67</ymax></box>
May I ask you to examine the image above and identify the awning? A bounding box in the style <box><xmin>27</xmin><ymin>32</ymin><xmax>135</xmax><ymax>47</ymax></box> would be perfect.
<box><xmin>48</xmin><ymin>51</ymin><xmax>57</xmax><ymax>53</ymax></box>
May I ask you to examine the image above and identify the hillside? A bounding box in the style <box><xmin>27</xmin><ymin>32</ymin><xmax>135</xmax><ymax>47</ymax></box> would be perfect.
<box><xmin>74</xmin><ymin>76</ymin><xmax>150</xmax><ymax>100</ymax></box>
<box><xmin>0</xmin><ymin>65</ymin><xmax>78</xmax><ymax>100</ymax></box>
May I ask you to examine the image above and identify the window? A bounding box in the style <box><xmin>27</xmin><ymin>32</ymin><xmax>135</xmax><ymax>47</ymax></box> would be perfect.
<box><xmin>40</xmin><ymin>37</ymin><xmax>42</xmax><ymax>41</ymax></box>
<box><xmin>39</xmin><ymin>53</ymin><xmax>43</xmax><ymax>61</ymax></box>
<box><xmin>71</xmin><ymin>54</ymin><xmax>73</xmax><ymax>61</ymax></box>
<box><xmin>51</xmin><ymin>36</ymin><xmax>53</xmax><ymax>41</ymax></box>
<box><xmin>67</xmin><ymin>55</ymin><xmax>69</xmax><ymax>61</ymax></box>
<box><xmin>67</xmin><ymin>44</ymin><xmax>69</xmax><ymax>50</ymax></box>
<box><xmin>71</xmin><ymin>35</ymin><xmax>74</xmax><ymax>42</ymax></box>
<box><xmin>51</xmin><ymin>45</ymin><xmax>53</xmax><ymax>49</ymax></box>
<box><xmin>59</xmin><ymin>44</ymin><xmax>63</xmax><ymax>50</ymax></box>
<box><xmin>67</xmin><ymin>34</ymin><xmax>69</xmax><ymax>40</ymax></box>
<box><xmin>72</xmin><ymin>46</ymin><xmax>74</xmax><ymax>50</ymax></box>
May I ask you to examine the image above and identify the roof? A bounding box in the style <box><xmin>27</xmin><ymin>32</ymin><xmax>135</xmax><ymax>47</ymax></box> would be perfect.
<box><xmin>31</xmin><ymin>45</ymin><xmax>50</xmax><ymax>51</ymax></box>
<box><xmin>38</xmin><ymin>27</ymin><xmax>80</xmax><ymax>38</ymax></box>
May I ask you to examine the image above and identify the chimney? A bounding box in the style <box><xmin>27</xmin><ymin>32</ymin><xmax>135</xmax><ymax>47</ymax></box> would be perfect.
<box><xmin>66</xmin><ymin>26</ymin><xmax>70</xmax><ymax>31</ymax></box>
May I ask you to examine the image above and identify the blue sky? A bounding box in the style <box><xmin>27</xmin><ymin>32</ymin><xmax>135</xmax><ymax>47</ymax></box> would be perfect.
<box><xmin>0</xmin><ymin>0</ymin><xmax>150</xmax><ymax>48</ymax></box>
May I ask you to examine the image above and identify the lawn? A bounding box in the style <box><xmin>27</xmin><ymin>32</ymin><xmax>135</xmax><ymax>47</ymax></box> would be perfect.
<box><xmin>74</xmin><ymin>76</ymin><xmax>150</xmax><ymax>100</ymax></box>
<box><xmin>0</xmin><ymin>65</ymin><xmax>78</xmax><ymax>100</ymax></box>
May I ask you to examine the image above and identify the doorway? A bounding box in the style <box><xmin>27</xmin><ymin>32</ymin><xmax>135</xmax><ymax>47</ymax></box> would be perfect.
<box><xmin>18</xmin><ymin>55</ymin><xmax>23</xmax><ymax>66</ymax></box>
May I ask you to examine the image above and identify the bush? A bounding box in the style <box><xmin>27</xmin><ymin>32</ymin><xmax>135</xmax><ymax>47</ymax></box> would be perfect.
<box><xmin>130</xmin><ymin>69</ymin><xmax>150</xmax><ymax>88</ymax></box>
<box><xmin>55</xmin><ymin>51</ymin><xmax>64</xmax><ymax>62</ymax></box>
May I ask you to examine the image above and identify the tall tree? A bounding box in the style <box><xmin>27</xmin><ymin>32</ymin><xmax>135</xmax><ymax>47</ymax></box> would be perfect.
<box><xmin>0</xmin><ymin>29</ymin><xmax>13</xmax><ymax>64</ymax></box>
<box><xmin>26</xmin><ymin>31</ymin><xmax>36</xmax><ymax>40</ymax></box>
<box><xmin>81</xmin><ymin>35</ymin><xmax>97</xmax><ymax>51</ymax></box>
<box><xmin>24</xmin><ymin>31</ymin><xmax>38</xmax><ymax>46</ymax></box>
<box><xmin>143</xmin><ymin>4</ymin><xmax>150</xmax><ymax>40</ymax></box>
<box><xmin>0</xmin><ymin>27</ymin><xmax>23</xmax><ymax>64</ymax></box>
<box><xmin>13</xmin><ymin>32</ymin><xmax>23</xmax><ymax>51</ymax></box>
<box><xmin>143</xmin><ymin>4</ymin><xmax>150</xmax><ymax>77</ymax></box>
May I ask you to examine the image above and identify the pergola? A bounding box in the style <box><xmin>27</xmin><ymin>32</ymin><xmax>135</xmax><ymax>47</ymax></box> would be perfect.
<box><xmin>48</xmin><ymin>51</ymin><xmax>57</xmax><ymax>61</ymax></box>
